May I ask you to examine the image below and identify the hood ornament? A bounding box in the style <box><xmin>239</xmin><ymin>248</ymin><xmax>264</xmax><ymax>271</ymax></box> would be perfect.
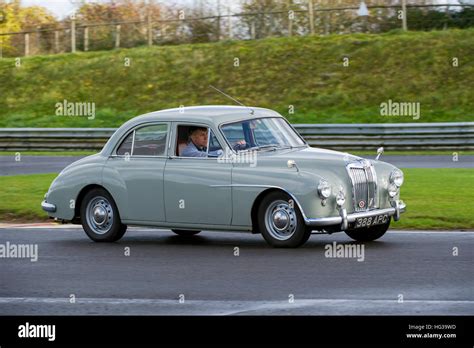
<box><xmin>375</xmin><ymin>147</ymin><xmax>384</xmax><ymax>161</ymax></box>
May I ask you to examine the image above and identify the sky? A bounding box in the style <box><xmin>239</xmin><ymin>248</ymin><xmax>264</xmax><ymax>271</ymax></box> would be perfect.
<box><xmin>21</xmin><ymin>0</ymin><xmax>241</xmax><ymax>19</ymax></box>
<box><xmin>21</xmin><ymin>0</ymin><xmax>468</xmax><ymax>19</ymax></box>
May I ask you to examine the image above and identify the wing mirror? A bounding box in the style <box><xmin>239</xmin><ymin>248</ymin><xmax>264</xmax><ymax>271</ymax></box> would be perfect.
<box><xmin>287</xmin><ymin>160</ymin><xmax>299</xmax><ymax>172</ymax></box>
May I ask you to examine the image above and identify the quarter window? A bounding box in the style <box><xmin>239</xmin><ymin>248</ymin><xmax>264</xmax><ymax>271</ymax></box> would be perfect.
<box><xmin>116</xmin><ymin>131</ymin><xmax>133</xmax><ymax>156</ymax></box>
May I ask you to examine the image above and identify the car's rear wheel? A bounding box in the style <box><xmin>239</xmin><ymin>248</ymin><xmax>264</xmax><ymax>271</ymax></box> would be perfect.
<box><xmin>80</xmin><ymin>188</ymin><xmax>127</xmax><ymax>242</ymax></box>
<box><xmin>258</xmin><ymin>191</ymin><xmax>311</xmax><ymax>248</ymax></box>
<box><xmin>172</xmin><ymin>229</ymin><xmax>201</xmax><ymax>236</ymax></box>
<box><xmin>345</xmin><ymin>218</ymin><xmax>391</xmax><ymax>242</ymax></box>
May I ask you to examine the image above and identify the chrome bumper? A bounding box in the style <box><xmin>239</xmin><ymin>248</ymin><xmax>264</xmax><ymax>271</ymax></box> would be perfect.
<box><xmin>305</xmin><ymin>200</ymin><xmax>406</xmax><ymax>230</ymax></box>
<box><xmin>41</xmin><ymin>200</ymin><xmax>56</xmax><ymax>213</ymax></box>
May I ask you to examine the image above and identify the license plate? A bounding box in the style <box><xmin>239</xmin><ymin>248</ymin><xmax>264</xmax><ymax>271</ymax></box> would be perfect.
<box><xmin>355</xmin><ymin>214</ymin><xmax>388</xmax><ymax>228</ymax></box>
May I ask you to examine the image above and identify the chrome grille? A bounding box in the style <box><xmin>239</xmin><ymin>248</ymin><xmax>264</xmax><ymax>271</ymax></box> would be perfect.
<box><xmin>347</xmin><ymin>161</ymin><xmax>377</xmax><ymax>212</ymax></box>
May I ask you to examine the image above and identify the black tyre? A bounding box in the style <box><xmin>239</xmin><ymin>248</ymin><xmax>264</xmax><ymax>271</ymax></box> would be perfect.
<box><xmin>257</xmin><ymin>191</ymin><xmax>311</xmax><ymax>248</ymax></box>
<box><xmin>80</xmin><ymin>188</ymin><xmax>127</xmax><ymax>242</ymax></box>
<box><xmin>345</xmin><ymin>218</ymin><xmax>391</xmax><ymax>242</ymax></box>
<box><xmin>172</xmin><ymin>229</ymin><xmax>201</xmax><ymax>236</ymax></box>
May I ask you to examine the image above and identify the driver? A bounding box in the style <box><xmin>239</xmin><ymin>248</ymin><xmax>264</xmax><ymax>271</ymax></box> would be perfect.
<box><xmin>181</xmin><ymin>127</ymin><xmax>223</xmax><ymax>157</ymax></box>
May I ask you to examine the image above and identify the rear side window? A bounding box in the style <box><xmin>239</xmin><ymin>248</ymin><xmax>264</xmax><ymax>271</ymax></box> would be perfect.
<box><xmin>115</xmin><ymin>123</ymin><xmax>168</xmax><ymax>156</ymax></box>
<box><xmin>133</xmin><ymin>124</ymin><xmax>168</xmax><ymax>156</ymax></box>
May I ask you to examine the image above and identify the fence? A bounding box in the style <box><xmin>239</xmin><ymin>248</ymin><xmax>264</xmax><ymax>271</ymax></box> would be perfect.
<box><xmin>0</xmin><ymin>3</ymin><xmax>473</xmax><ymax>58</ymax></box>
<box><xmin>1</xmin><ymin>122</ymin><xmax>473</xmax><ymax>151</ymax></box>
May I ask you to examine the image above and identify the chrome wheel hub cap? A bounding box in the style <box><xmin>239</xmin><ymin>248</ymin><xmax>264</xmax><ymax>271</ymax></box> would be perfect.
<box><xmin>265</xmin><ymin>200</ymin><xmax>297</xmax><ymax>241</ymax></box>
<box><xmin>86</xmin><ymin>196</ymin><xmax>113</xmax><ymax>235</ymax></box>
<box><xmin>93</xmin><ymin>206</ymin><xmax>107</xmax><ymax>225</ymax></box>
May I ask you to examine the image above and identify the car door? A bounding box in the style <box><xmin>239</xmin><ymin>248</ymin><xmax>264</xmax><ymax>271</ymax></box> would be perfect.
<box><xmin>106</xmin><ymin>122</ymin><xmax>169</xmax><ymax>222</ymax></box>
<box><xmin>163</xmin><ymin>123</ymin><xmax>232</xmax><ymax>225</ymax></box>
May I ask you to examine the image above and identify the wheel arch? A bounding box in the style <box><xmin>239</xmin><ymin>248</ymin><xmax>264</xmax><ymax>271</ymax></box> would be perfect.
<box><xmin>74</xmin><ymin>184</ymin><xmax>117</xmax><ymax>223</ymax></box>
<box><xmin>250</xmin><ymin>188</ymin><xmax>302</xmax><ymax>234</ymax></box>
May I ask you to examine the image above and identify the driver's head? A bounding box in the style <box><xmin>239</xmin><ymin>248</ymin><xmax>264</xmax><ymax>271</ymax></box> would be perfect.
<box><xmin>189</xmin><ymin>127</ymin><xmax>208</xmax><ymax>148</ymax></box>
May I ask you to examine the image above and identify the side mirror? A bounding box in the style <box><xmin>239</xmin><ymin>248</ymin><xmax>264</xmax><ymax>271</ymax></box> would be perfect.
<box><xmin>375</xmin><ymin>147</ymin><xmax>384</xmax><ymax>161</ymax></box>
<box><xmin>287</xmin><ymin>160</ymin><xmax>299</xmax><ymax>172</ymax></box>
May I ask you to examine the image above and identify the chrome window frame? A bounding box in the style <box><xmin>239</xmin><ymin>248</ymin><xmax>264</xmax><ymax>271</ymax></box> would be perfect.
<box><xmin>111</xmin><ymin>122</ymin><xmax>170</xmax><ymax>159</ymax></box>
<box><xmin>170</xmin><ymin>122</ymin><xmax>228</xmax><ymax>161</ymax></box>
<box><xmin>218</xmin><ymin>116</ymin><xmax>308</xmax><ymax>155</ymax></box>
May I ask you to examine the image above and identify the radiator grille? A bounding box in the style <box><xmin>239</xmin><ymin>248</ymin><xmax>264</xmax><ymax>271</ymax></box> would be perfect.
<box><xmin>348</xmin><ymin>162</ymin><xmax>377</xmax><ymax>212</ymax></box>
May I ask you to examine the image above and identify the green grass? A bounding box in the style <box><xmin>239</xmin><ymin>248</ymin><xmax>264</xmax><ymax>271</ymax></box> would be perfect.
<box><xmin>395</xmin><ymin>168</ymin><xmax>474</xmax><ymax>230</ymax></box>
<box><xmin>0</xmin><ymin>29</ymin><xmax>473</xmax><ymax>128</ymax></box>
<box><xmin>0</xmin><ymin>173</ymin><xmax>57</xmax><ymax>222</ymax></box>
<box><xmin>0</xmin><ymin>169</ymin><xmax>473</xmax><ymax>229</ymax></box>
<box><xmin>0</xmin><ymin>151</ymin><xmax>96</xmax><ymax>156</ymax></box>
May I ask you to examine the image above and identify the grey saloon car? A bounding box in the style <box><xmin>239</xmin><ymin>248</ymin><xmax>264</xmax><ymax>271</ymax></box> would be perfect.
<box><xmin>42</xmin><ymin>105</ymin><xmax>406</xmax><ymax>248</ymax></box>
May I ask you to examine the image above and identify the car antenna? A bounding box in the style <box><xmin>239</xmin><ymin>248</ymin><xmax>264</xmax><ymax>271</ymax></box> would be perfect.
<box><xmin>209</xmin><ymin>85</ymin><xmax>254</xmax><ymax>115</ymax></box>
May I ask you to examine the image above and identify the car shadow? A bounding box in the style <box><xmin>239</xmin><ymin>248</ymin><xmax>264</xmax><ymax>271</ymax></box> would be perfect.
<box><xmin>55</xmin><ymin>230</ymin><xmax>395</xmax><ymax>251</ymax></box>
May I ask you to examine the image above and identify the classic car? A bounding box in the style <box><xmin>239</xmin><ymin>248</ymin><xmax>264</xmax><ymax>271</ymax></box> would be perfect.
<box><xmin>41</xmin><ymin>105</ymin><xmax>406</xmax><ymax>248</ymax></box>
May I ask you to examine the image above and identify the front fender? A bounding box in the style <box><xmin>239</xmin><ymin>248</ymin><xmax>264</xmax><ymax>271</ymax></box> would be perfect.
<box><xmin>43</xmin><ymin>155</ymin><xmax>105</xmax><ymax>220</ymax></box>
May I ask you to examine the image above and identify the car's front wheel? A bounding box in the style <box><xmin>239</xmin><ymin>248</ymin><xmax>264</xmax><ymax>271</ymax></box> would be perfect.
<box><xmin>258</xmin><ymin>191</ymin><xmax>311</xmax><ymax>248</ymax></box>
<box><xmin>345</xmin><ymin>218</ymin><xmax>391</xmax><ymax>242</ymax></box>
<box><xmin>172</xmin><ymin>229</ymin><xmax>201</xmax><ymax>236</ymax></box>
<box><xmin>80</xmin><ymin>188</ymin><xmax>127</xmax><ymax>242</ymax></box>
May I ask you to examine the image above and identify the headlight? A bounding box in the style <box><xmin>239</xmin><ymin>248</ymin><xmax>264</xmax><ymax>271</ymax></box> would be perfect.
<box><xmin>390</xmin><ymin>170</ymin><xmax>404</xmax><ymax>187</ymax></box>
<box><xmin>388</xmin><ymin>183</ymin><xmax>398</xmax><ymax>198</ymax></box>
<box><xmin>336</xmin><ymin>189</ymin><xmax>345</xmax><ymax>207</ymax></box>
<box><xmin>318</xmin><ymin>179</ymin><xmax>331</xmax><ymax>199</ymax></box>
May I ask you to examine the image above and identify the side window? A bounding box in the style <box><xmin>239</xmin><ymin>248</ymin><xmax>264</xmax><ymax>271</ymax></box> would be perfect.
<box><xmin>116</xmin><ymin>131</ymin><xmax>134</xmax><ymax>156</ymax></box>
<box><xmin>209</xmin><ymin>130</ymin><xmax>222</xmax><ymax>153</ymax></box>
<box><xmin>221</xmin><ymin>123</ymin><xmax>244</xmax><ymax>147</ymax></box>
<box><xmin>133</xmin><ymin>124</ymin><xmax>168</xmax><ymax>156</ymax></box>
<box><xmin>176</xmin><ymin>125</ymin><xmax>223</xmax><ymax>158</ymax></box>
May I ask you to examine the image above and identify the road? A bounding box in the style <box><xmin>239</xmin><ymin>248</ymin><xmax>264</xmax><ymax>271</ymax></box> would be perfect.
<box><xmin>0</xmin><ymin>227</ymin><xmax>472</xmax><ymax>315</ymax></box>
<box><xmin>1</xmin><ymin>154</ymin><xmax>473</xmax><ymax>176</ymax></box>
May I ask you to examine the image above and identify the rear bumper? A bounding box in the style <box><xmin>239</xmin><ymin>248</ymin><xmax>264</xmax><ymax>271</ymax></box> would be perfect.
<box><xmin>41</xmin><ymin>200</ymin><xmax>57</xmax><ymax>213</ymax></box>
<box><xmin>305</xmin><ymin>200</ymin><xmax>406</xmax><ymax>230</ymax></box>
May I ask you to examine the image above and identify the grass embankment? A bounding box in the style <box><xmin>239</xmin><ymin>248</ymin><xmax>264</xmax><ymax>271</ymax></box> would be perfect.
<box><xmin>1</xmin><ymin>169</ymin><xmax>472</xmax><ymax>230</ymax></box>
<box><xmin>0</xmin><ymin>29</ymin><xmax>473</xmax><ymax>127</ymax></box>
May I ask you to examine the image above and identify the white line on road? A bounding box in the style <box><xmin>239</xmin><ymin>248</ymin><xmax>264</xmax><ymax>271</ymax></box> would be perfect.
<box><xmin>0</xmin><ymin>297</ymin><xmax>472</xmax><ymax>305</ymax></box>
<box><xmin>1</xmin><ymin>297</ymin><xmax>472</xmax><ymax>315</ymax></box>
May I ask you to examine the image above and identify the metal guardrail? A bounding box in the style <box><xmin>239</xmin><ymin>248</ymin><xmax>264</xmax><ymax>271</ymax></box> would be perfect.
<box><xmin>0</xmin><ymin>123</ymin><xmax>473</xmax><ymax>151</ymax></box>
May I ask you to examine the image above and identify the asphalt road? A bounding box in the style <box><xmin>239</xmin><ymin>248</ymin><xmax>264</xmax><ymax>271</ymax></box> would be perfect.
<box><xmin>1</xmin><ymin>154</ymin><xmax>473</xmax><ymax>176</ymax></box>
<box><xmin>0</xmin><ymin>227</ymin><xmax>472</xmax><ymax>315</ymax></box>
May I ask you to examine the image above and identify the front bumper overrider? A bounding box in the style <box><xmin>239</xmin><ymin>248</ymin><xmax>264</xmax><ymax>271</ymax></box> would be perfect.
<box><xmin>41</xmin><ymin>200</ymin><xmax>57</xmax><ymax>213</ymax></box>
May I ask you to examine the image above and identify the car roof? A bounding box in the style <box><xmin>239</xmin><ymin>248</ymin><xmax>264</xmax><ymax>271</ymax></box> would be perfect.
<box><xmin>127</xmin><ymin>105</ymin><xmax>282</xmax><ymax>126</ymax></box>
<box><xmin>100</xmin><ymin>105</ymin><xmax>283</xmax><ymax>156</ymax></box>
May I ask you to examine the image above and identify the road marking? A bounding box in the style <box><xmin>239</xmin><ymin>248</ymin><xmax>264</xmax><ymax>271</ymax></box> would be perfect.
<box><xmin>0</xmin><ymin>297</ymin><xmax>472</xmax><ymax>315</ymax></box>
<box><xmin>0</xmin><ymin>297</ymin><xmax>472</xmax><ymax>305</ymax></box>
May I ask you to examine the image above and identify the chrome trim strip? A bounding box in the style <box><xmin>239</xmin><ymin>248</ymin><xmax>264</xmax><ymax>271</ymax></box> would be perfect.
<box><xmin>109</xmin><ymin>155</ymin><xmax>168</xmax><ymax>159</ymax></box>
<box><xmin>339</xmin><ymin>208</ymin><xmax>348</xmax><ymax>230</ymax></box>
<box><xmin>130</xmin><ymin>130</ymin><xmax>135</xmax><ymax>156</ymax></box>
<box><xmin>41</xmin><ymin>200</ymin><xmax>56</xmax><ymax>212</ymax></box>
